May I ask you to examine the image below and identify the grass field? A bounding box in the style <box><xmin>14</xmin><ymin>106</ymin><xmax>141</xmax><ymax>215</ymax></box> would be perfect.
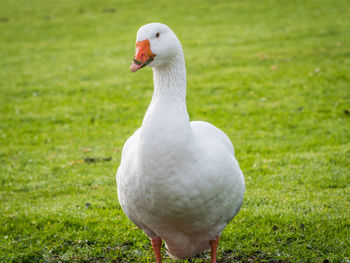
<box><xmin>1</xmin><ymin>0</ymin><xmax>349</xmax><ymax>262</ymax></box>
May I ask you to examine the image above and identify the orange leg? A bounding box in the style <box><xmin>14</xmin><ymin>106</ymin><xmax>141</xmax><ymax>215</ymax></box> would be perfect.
<box><xmin>151</xmin><ymin>237</ymin><xmax>162</xmax><ymax>263</ymax></box>
<box><xmin>210</xmin><ymin>236</ymin><xmax>220</xmax><ymax>263</ymax></box>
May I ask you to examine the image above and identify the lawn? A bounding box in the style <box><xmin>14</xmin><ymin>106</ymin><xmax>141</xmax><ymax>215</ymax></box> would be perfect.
<box><xmin>0</xmin><ymin>0</ymin><xmax>349</xmax><ymax>262</ymax></box>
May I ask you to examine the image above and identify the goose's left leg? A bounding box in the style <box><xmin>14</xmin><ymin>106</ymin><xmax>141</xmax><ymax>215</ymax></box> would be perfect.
<box><xmin>210</xmin><ymin>236</ymin><xmax>220</xmax><ymax>263</ymax></box>
<box><xmin>151</xmin><ymin>237</ymin><xmax>162</xmax><ymax>263</ymax></box>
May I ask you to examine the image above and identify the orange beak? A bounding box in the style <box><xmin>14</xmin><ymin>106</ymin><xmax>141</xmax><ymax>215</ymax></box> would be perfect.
<box><xmin>130</xmin><ymin>39</ymin><xmax>156</xmax><ymax>72</ymax></box>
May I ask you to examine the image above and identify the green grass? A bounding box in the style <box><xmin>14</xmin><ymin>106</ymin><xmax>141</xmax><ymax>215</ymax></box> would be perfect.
<box><xmin>0</xmin><ymin>0</ymin><xmax>349</xmax><ymax>262</ymax></box>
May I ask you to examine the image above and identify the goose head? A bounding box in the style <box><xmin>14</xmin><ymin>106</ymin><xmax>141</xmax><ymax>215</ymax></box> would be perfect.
<box><xmin>130</xmin><ymin>23</ymin><xmax>183</xmax><ymax>72</ymax></box>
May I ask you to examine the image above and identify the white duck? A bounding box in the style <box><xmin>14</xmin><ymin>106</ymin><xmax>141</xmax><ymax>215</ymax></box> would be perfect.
<box><xmin>116</xmin><ymin>23</ymin><xmax>245</xmax><ymax>263</ymax></box>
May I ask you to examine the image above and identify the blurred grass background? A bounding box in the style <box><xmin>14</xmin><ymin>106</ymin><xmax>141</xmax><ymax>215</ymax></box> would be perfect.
<box><xmin>0</xmin><ymin>0</ymin><xmax>349</xmax><ymax>262</ymax></box>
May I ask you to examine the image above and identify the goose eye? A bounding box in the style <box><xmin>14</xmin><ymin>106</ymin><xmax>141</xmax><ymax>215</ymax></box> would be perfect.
<box><xmin>155</xmin><ymin>32</ymin><xmax>160</xmax><ymax>38</ymax></box>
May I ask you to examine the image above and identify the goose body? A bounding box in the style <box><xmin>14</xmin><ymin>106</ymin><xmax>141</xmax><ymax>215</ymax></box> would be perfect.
<box><xmin>116</xmin><ymin>23</ymin><xmax>245</xmax><ymax>261</ymax></box>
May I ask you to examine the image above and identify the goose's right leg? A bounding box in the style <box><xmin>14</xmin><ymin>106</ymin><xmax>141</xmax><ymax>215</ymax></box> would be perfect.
<box><xmin>151</xmin><ymin>237</ymin><xmax>162</xmax><ymax>263</ymax></box>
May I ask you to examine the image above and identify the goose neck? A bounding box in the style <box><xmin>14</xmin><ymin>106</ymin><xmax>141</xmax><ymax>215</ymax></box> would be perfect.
<box><xmin>152</xmin><ymin>54</ymin><xmax>186</xmax><ymax>103</ymax></box>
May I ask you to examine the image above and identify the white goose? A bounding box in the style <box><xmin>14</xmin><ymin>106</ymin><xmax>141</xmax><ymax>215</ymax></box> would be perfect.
<box><xmin>116</xmin><ymin>23</ymin><xmax>245</xmax><ymax>263</ymax></box>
